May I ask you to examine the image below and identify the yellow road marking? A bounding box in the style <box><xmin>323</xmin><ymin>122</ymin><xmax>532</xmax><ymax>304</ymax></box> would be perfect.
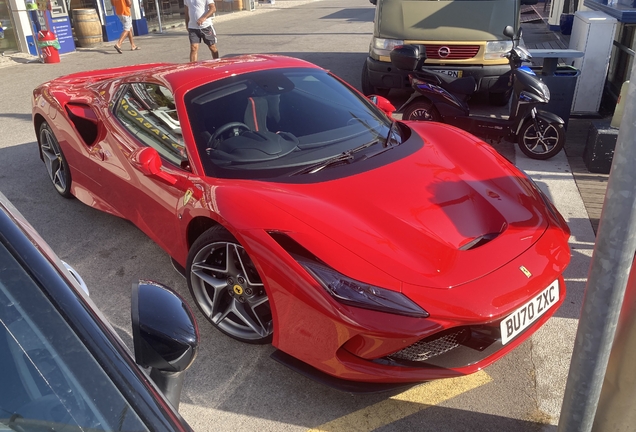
<box><xmin>308</xmin><ymin>371</ymin><xmax>492</xmax><ymax>432</ymax></box>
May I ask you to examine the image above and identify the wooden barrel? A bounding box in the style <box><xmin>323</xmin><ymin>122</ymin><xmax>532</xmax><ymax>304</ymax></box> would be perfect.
<box><xmin>72</xmin><ymin>9</ymin><xmax>103</xmax><ymax>48</ymax></box>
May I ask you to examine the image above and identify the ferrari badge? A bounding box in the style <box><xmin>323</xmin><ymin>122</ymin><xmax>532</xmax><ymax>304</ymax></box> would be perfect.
<box><xmin>519</xmin><ymin>266</ymin><xmax>532</xmax><ymax>278</ymax></box>
<box><xmin>183</xmin><ymin>189</ymin><xmax>194</xmax><ymax>206</ymax></box>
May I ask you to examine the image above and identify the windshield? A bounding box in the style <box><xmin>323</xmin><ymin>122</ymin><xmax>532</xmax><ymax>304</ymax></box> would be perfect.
<box><xmin>185</xmin><ymin>68</ymin><xmax>396</xmax><ymax>179</ymax></box>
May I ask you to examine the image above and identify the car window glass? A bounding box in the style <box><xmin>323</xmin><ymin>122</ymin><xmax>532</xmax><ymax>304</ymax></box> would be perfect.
<box><xmin>116</xmin><ymin>83</ymin><xmax>188</xmax><ymax>168</ymax></box>
<box><xmin>0</xmin><ymin>244</ymin><xmax>150</xmax><ymax>432</ymax></box>
<box><xmin>185</xmin><ymin>68</ymin><xmax>394</xmax><ymax>179</ymax></box>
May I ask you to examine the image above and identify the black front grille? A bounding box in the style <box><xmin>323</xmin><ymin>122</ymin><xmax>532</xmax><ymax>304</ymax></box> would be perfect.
<box><xmin>388</xmin><ymin>328</ymin><xmax>471</xmax><ymax>362</ymax></box>
<box><xmin>376</xmin><ymin>325</ymin><xmax>502</xmax><ymax>369</ymax></box>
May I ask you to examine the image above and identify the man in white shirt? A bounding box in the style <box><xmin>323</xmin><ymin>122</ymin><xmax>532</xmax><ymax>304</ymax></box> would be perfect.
<box><xmin>184</xmin><ymin>0</ymin><xmax>218</xmax><ymax>62</ymax></box>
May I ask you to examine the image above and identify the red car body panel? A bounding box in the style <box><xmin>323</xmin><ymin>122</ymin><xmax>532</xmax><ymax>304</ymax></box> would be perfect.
<box><xmin>32</xmin><ymin>55</ymin><xmax>571</xmax><ymax>384</ymax></box>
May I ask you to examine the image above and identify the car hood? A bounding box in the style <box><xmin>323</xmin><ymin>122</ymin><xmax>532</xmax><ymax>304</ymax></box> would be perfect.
<box><xmin>377</xmin><ymin>0</ymin><xmax>517</xmax><ymax>41</ymax></box>
<box><xmin>225</xmin><ymin>123</ymin><xmax>549</xmax><ymax>289</ymax></box>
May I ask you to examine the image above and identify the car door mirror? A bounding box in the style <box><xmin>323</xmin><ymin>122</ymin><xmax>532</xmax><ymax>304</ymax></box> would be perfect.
<box><xmin>132</xmin><ymin>147</ymin><xmax>178</xmax><ymax>185</ymax></box>
<box><xmin>131</xmin><ymin>280</ymin><xmax>199</xmax><ymax>409</ymax></box>
<box><xmin>368</xmin><ymin>95</ymin><xmax>396</xmax><ymax>116</ymax></box>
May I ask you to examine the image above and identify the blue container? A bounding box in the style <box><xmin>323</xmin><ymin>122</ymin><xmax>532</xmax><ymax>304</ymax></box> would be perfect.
<box><xmin>560</xmin><ymin>14</ymin><xmax>574</xmax><ymax>35</ymax></box>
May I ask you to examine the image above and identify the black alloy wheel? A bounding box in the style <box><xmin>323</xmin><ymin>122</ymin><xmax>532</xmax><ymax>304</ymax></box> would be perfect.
<box><xmin>402</xmin><ymin>101</ymin><xmax>441</xmax><ymax>122</ymax></box>
<box><xmin>517</xmin><ymin>118</ymin><xmax>565</xmax><ymax>160</ymax></box>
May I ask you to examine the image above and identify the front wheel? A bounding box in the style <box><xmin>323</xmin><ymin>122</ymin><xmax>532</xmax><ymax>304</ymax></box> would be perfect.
<box><xmin>517</xmin><ymin>118</ymin><xmax>565</xmax><ymax>160</ymax></box>
<box><xmin>186</xmin><ymin>226</ymin><xmax>273</xmax><ymax>344</ymax></box>
<box><xmin>402</xmin><ymin>101</ymin><xmax>441</xmax><ymax>122</ymax></box>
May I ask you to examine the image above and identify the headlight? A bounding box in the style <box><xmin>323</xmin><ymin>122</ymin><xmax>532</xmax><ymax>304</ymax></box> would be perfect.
<box><xmin>485</xmin><ymin>40</ymin><xmax>513</xmax><ymax>60</ymax></box>
<box><xmin>300</xmin><ymin>260</ymin><xmax>429</xmax><ymax>318</ymax></box>
<box><xmin>539</xmin><ymin>81</ymin><xmax>550</xmax><ymax>100</ymax></box>
<box><xmin>372</xmin><ymin>37</ymin><xmax>405</xmax><ymax>58</ymax></box>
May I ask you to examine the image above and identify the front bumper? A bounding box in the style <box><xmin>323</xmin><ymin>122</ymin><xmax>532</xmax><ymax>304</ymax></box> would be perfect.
<box><xmin>263</xmin><ymin>223</ymin><xmax>569</xmax><ymax>385</ymax></box>
<box><xmin>366</xmin><ymin>56</ymin><xmax>511</xmax><ymax>93</ymax></box>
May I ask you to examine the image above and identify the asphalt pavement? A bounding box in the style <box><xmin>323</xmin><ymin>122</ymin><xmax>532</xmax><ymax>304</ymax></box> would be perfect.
<box><xmin>0</xmin><ymin>1</ymin><xmax>597</xmax><ymax>430</ymax></box>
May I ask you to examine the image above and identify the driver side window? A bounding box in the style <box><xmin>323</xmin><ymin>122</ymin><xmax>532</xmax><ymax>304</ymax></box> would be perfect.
<box><xmin>115</xmin><ymin>83</ymin><xmax>188</xmax><ymax>168</ymax></box>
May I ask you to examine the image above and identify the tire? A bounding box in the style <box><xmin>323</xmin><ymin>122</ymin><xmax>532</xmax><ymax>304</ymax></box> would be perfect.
<box><xmin>361</xmin><ymin>62</ymin><xmax>390</xmax><ymax>97</ymax></box>
<box><xmin>38</xmin><ymin>122</ymin><xmax>73</xmax><ymax>198</ymax></box>
<box><xmin>186</xmin><ymin>226</ymin><xmax>273</xmax><ymax>344</ymax></box>
<box><xmin>402</xmin><ymin>101</ymin><xmax>441</xmax><ymax>122</ymax></box>
<box><xmin>517</xmin><ymin>118</ymin><xmax>565</xmax><ymax>160</ymax></box>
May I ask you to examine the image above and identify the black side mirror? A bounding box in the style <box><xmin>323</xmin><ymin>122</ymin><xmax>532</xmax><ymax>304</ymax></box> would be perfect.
<box><xmin>369</xmin><ymin>0</ymin><xmax>377</xmax><ymax>4</ymax></box>
<box><xmin>131</xmin><ymin>280</ymin><xmax>199</xmax><ymax>409</ymax></box>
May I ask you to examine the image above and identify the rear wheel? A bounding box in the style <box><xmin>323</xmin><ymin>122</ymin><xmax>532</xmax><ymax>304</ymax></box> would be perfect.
<box><xmin>38</xmin><ymin>122</ymin><xmax>73</xmax><ymax>198</ymax></box>
<box><xmin>517</xmin><ymin>118</ymin><xmax>565</xmax><ymax>160</ymax></box>
<box><xmin>402</xmin><ymin>101</ymin><xmax>441</xmax><ymax>122</ymax></box>
<box><xmin>361</xmin><ymin>62</ymin><xmax>390</xmax><ymax>97</ymax></box>
<box><xmin>186</xmin><ymin>226</ymin><xmax>273</xmax><ymax>344</ymax></box>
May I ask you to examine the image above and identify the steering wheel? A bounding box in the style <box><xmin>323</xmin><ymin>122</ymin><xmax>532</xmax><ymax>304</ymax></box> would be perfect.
<box><xmin>209</xmin><ymin>122</ymin><xmax>251</xmax><ymax>149</ymax></box>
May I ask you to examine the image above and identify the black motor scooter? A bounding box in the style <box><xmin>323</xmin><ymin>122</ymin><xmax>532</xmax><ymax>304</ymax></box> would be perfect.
<box><xmin>390</xmin><ymin>26</ymin><xmax>565</xmax><ymax>160</ymax></box>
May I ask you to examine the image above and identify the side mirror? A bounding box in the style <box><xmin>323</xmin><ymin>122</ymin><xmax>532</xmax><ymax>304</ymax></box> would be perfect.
<box><xmin>369</xmin><ymin>0</ymin><xmax>377</xmax><ymax>4</ymax></box>
<box><xmin>131</xmin><ymin>280</ymin><xmax>199</xmax><ymax>409</ymax></box>
<box><xmin>368</xmin><ymin>95</ymin><xmax>396</xmax><ymax>116</ymax></box>
<box><xmin>131</xmin><ymin>147</ymin><xmax>178</xmax><ymax>185</ymax></box>
<box><xmin>390</xmin><ymin>44</ymin><xmax>426</xmax><ymax>72</ymax></box>
<box><xmin>503</xmin><ymin>26</ymin><xmax>515</xmax><ymax>39</ymax></box>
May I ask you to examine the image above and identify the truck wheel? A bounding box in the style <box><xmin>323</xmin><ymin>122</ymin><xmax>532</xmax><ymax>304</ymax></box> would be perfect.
<box><xmin>361</xmin><ymin>62</ymin><xmax>390</xmax><ymax>97</ymax></box>
<box><xmin>517</xmin><ymin>118</ymin><xmax>565</xmax><ymax>160</ymax></box>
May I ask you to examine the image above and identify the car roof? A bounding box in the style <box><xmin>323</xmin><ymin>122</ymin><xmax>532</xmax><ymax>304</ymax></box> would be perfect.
<box><xmin>158</xmin><ymin>54</ymin><xmax>323</xmax><ymax>94</ymax></box>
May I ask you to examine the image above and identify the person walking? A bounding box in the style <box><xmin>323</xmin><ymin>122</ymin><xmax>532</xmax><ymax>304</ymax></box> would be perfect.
<box><xmin>113</xmin><ymin>0</ymin><xmax>139</xmax><ymax>53</ymax></box>
<box><xmin>184</xmin><ymin>0</ymin><xmax>218</xmax><ymax>62</ymax></box>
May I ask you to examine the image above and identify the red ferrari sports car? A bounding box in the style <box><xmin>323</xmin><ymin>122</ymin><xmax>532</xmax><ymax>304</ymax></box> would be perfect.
<box><xmin>32</xmin><ymin>55</ymin><xmax>570</xmax><ymax>390</ymax></box>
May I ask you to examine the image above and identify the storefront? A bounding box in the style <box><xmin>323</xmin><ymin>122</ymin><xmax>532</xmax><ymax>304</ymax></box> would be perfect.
<box><xmin>3</xmin><ymin>0</ymin><xmax>245</xmax><ymax>56</ymax></box>
<box><xmin>0</xmin><ymin>0</ymin><xmax>19</xmax><ymax>52</ymax></box>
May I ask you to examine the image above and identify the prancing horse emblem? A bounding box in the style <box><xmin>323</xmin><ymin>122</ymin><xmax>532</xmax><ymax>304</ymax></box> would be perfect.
<box><xmin>520</xmin><ymin>266</ymin><xmax>532</xmax><ymax>278</ymax></box>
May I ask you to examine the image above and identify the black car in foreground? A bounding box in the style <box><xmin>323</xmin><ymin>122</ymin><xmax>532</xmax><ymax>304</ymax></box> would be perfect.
<box><xmin>0</xmin><ymin>191</ymin><xmax>198</xmax><ymax>431</ymax></box>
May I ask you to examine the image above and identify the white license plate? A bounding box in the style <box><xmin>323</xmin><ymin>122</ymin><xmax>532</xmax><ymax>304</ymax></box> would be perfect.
<box><xmin>500</xmin><ymin>280</ymin><xmax>559</xmax><ymax>345</ymax></box>
<box><xmin>432</xmin><ymin>69</ymin><xmax>463</xmax><ymax>78</ymax></box>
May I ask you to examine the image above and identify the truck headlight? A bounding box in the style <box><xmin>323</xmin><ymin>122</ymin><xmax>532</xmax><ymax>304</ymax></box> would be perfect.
<box><xmin>372</xmin><ymin>37</ymin><xmax>405</xmax><ymax>58</ymax></box>
<box><xmin>485</xmin><ymin>40</ymin><xmax>513</xmax><ymax>60</ymax></box>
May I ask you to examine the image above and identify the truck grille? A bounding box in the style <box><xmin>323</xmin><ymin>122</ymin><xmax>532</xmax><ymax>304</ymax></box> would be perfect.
<box><xmin>388</xmin><ymin>328</ymin><xmax>471</xmax><ymax>362</ymax></box>
<box><xmin>425</xmin><ymin>45</ymin><xmax>480</xmax><ymax>60</ymax></box>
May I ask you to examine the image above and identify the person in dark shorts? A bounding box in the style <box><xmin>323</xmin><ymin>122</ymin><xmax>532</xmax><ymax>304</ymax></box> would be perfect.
<box><xmin>184</xmin><ymin>0</ymin><xmax>218</xmax><ymax>62</ymax></box>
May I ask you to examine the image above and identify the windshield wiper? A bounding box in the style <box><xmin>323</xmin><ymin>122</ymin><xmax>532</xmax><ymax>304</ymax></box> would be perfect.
<box><xmin>385</xmin><ymin>120</ymin><xmax>401</xmax><ymax>147</ymax></box>
<box><xmin>290</xmin><ymin>139</ymin><xmax>380</xmax><ymax>175</ymax></box>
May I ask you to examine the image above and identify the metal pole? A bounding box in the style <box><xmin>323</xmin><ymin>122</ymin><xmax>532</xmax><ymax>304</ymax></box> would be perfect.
<box><xmin>592</xmin><ymin>257</ymin><xmax>636</xmax><ymax>431</ymax></box>
<box><xmin>557</xmin><ymin>64</ymin><xmax>636</xmax><ymax>432</ymax></box>
<box><xmin>154</xmin><ymin>0</ymin><xmax>163</xmax><ymax>33</ymax></box>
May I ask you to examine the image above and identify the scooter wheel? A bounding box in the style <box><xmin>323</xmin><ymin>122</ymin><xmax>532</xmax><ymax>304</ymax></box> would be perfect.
<box><xmin>517</xmin><ymin>118</ymin><xmax>565</xmax><ymax>160</ymax></box>
<box><xmin>402</xmin><ymin>101</ymin><xmax>441</xmax><ymax>122</ymax></box>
